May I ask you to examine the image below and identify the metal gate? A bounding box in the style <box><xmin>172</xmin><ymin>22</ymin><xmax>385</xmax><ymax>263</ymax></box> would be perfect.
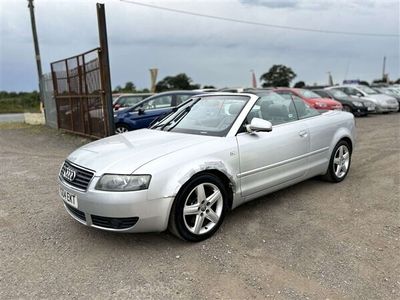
<box><xmin>51</xmin><ymin>48</ymin><xmax>113</xmax><ymax>138</ymax></box>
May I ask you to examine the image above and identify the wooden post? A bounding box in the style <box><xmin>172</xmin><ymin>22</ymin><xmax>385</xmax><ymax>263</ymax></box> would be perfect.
<box><xmin>97</xmin><ymin>3</ymin><xmax>115</xmax><ymax>136</ymax></box>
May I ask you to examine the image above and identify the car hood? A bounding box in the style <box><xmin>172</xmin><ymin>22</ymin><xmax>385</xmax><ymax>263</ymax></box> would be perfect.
<box><xmin>333</xmin><ymin>95</ymin><xmax>356</xmax><ymax>102</ymax></box>
<box><xmin>67</xmin><ymin>129</ymin><xmax>215</xmax><ymax>175</ymax></box>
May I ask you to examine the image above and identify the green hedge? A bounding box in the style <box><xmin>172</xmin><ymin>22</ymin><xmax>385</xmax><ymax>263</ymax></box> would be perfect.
<box><xmin>0</xmin><ymin>91</ymin><xmax>41</xmax><ymax>114</ymax></box>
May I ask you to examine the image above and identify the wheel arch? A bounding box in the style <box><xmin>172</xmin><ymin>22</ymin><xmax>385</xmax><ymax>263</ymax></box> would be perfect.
<box><xmin>340</xmin><ymin>136</ymin><xmax>353</xmax><ymax>153</ymax></box>
<box><xmin>184</xmin><ymin>169</ymin><xmax>235</xmax><ymax>210</ymax></box>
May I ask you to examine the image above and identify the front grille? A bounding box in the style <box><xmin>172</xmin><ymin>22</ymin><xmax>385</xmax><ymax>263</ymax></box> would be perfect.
<box><xmin>91</xmin><ymin>215</ymin><xmax>139</xmax><ymax>229</ymax></box>
<box><xmin>60</xmin><ymin>161</ymin><xmax>94</xmax><ymax>191</ymax></box>
<box><xmin>65</xmin><ymin>204</ymin><xmax>86</xmax><ymax>222</ymax></box>
<box><xmin>387</xmin><ymin>99</ymin><xmax>397</xmax><ymax>105</ymax></box>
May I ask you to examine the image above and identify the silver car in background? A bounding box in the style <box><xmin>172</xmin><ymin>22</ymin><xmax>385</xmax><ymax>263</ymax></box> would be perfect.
<box><xmin>58</xmin><ymin>92</ymin><xmax>355</xmax><ymax>241</ymax></box>
<box><xmin>326</xmin><ymin>85</ymin><xmax>398</xmax><ymax>113</ymax></box>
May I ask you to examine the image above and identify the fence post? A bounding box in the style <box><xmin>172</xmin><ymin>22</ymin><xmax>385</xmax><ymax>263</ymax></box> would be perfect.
<box><xmin>96</xmin><ymin>3</ymin><xmax>115</xmax><ymax>136</ymax></box>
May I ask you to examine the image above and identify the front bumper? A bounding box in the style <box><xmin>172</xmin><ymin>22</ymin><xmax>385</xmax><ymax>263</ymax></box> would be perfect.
<box><xmin>375</xmin><ymin>104</ymin><xmax>399</xmax><ymax>113</ymax></box>
<box><xmin>58</xmin><ymin>178</ymin><xmax>174</xmax><ymax>233</ymax></box>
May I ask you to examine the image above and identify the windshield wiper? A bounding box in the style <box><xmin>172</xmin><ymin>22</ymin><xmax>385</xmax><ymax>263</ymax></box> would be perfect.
<box><xmin>155</xmin><ymin>98</ymin><xmax>201</xmax><ymax>131</ymax></box>
<box><xmin>150</xmin><ymin>107</ymin><xmax>179</xmax><ymax>128</ymax></box>
<box><xmin>165</xmin><ymin>106</ymin><xmax>192</xmax><ymax>131</ymax></box>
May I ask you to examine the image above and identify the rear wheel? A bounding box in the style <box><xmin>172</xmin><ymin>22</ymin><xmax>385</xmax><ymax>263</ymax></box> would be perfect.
<box><xmin>169</xmin><ymin>174</ymin><xmax>228</xmax><ymax>242</ymax></box>
<box><xmin>322</xmin><ymin>140</ymin><xmax>351</xmax><ymax>182</ymax></box>
<box><xmin>115</xmin><ymin>124</ymin><xmax>129</xmax><ymax>134</ymax></box>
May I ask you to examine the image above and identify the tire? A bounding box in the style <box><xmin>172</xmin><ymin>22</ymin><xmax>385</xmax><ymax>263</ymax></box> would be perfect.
<box><xmin>342</xmin><ymin>105</ymin><xmax>352</xmax><ymax>113</ymax></box>
<box><xmin>322</xmin><ymin>140</ymin><xmax>352</xmax><ymax>182</ymax></box>
<box><xmin>168</xmin><ymin>173</ymin><xmax>229</xmax><ymax>242</ymax></box>
<box><xmin>115</xmin><ymin>124</ymin><xmax>129</xmax><ymax>134</ymax></box>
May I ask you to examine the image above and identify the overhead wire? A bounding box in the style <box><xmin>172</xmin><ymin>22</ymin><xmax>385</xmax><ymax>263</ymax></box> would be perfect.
<box><xmin>119</xmin><ymin>0</ymin><xmax>399</xmax><ymax>38</ymax></box>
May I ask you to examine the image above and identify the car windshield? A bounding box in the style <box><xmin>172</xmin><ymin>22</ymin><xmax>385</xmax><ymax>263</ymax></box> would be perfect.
<box><xmin>357</xmin><ymin>86</ymin><xmax>378</xmax><ymax>95</ymax></box>
<box><xmin>330</xmin><ymin>89</ymin><xmax>348</xmax><ymax>98</ymax></box>
<box><xmin>151</xmin><ymin>95</ymin><xmax>249</xmax><ymax>137</ymax></box>
<box><xmin>297</xmin><ymin>90</ymin><xmax>322</xmax><ymax>98</ymax></box>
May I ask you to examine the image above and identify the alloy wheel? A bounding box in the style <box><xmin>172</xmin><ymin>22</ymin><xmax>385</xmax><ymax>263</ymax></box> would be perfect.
<box><xmin>183</xmin><ymin>183</ymin><xmax>223</xmax><ymax>235</ymax></box>
<box><xmin>333</xmin><ymin>145</ymin><xmax>350</xmax><ymax>178</ymax></box>
<box><xmin>115</xmin><ymin>126</ymin><xmax>128</xmax><ymax>134</ymax></box>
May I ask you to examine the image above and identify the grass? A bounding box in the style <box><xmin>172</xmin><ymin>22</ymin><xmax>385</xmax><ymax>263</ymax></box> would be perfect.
<box><xmin>0</xmin><ymin>97</ymin><xmax>40</xmax><ymax>114</ymax></box>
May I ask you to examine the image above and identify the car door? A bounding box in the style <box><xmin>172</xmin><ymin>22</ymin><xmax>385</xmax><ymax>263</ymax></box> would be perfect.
<box><xmin>131</xmin><ymin>94</ymin><xmax>174</xmax><ymax>129</ymax></box>
<box><xmin>291</xmin><ymin>96</ymin><xmax>334</xmax><ymax>176</ymax></box>
<box><xmin>236</xmin><ymin>95</ymin><xmax>310</xmax><ymax>199</ymax></box>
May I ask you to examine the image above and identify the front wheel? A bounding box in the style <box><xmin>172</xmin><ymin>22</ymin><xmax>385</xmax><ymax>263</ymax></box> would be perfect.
<box><xmin>169</xmin><ymin>174</ymin><xmax>228</xmax><ymax>242</ymax></box>
<box><xmin>115</xmin><ymin>124</ymin><xmax>129</xmax><ymax>134</ymax></box>
<box><xmin>342</xmin><ymin>105</ymin><xmax>352</xmax><ymax>113</ymax></box>
<box><xmin>322</xmin><ymin>140</ymin><xmax>352</xmax><ymax>182</ymax></box>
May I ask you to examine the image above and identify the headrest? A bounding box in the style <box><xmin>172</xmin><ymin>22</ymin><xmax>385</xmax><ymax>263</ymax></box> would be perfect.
<box><xmin>260</xmin><ymin>101</ymin><xmax>273</xmax><ymax>113</ymax></box>
<box><xmin>229</xmin><ymin>103</ymin><xmax>243</xmax><ymax>115</ymax></box>
<box><xmin>268</xmin><ymin>103</ymin><xmax>288</xmax><ymax>117</ymax></box>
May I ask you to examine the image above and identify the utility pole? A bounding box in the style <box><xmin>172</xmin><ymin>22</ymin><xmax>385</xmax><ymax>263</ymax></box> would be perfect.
<box><xmin>382</xmin><ymin>56</ymin><xmax>386</xmax><ymax>82</ymax></box>
<box><xmin>27</xmin><ymin>0</ymin><xmax>44</xmax><ymax>105</ymax></box>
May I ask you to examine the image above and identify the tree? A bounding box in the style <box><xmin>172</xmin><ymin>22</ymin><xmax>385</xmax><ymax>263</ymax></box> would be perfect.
<box><xmin>395</xmin><ymin>78</ymin><xmax>400</xmax><ymax>84</ymax></box>
<box><xmin>203</xmin><ymin>85</ymin><xmax>216</xmax><ymax>89</ymax></box>
<box><xmin>124</xmin><ymin>81</ymin><xmax>136</xmax><ymax>92</ymax></box>
<box><xmin>359</xmin><ymin>81</ymin><xmax>370</xmax><ymax>86</ymax></box>
<box><xmin>293</xmin><ymin>81</ymin><xmax>305</xmax><ymax>88</ymax></box>
<box><xmin>113</xmin><ymin>85</ymin><xmax>122</xmax><ymax>93</ymax></box>
<box><xmin>372</xmin><ymin>79</ymin><xmax>385</xmax><ymax>84</ymax></box>
<box><xmin>155</xmin><ymin>73</ymin><xmax>200</xmax><ymax>92</ymax></box>
<box><xmin>260</xmin><ymin>65</ymin><xmax>296</xmax><ymax>87</ymax></box>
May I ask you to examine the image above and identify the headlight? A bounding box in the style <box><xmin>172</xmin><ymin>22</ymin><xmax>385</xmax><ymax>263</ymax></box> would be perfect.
<box><xmin>352</xmin><ymin>101</ymin><xmax>363</xmax><ymax>107</ymax></box>
<box><xmin>315</xmin><ymin>101</ymin><xmax>328</xmax><ymax>108</ymax></box>
<box><xmin>95</xmin><ymin>174</ymin><xmax>151</xmax><ymax>191</ymax></box>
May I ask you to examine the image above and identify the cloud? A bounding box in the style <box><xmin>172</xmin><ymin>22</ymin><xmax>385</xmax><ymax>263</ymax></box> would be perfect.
<box><xmin>0</xmin><ymin>0</ymin><xmax>399</xmax><ymax>91</ymax></box>
<box><xmin>239</xmin><ymin>0</ymin><xmax>298</xmax><ymax>9</ymax></box>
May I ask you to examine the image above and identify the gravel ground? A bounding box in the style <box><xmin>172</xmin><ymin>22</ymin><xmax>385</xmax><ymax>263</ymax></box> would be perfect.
<box><xmin>0</xmin><ymin>114</ymin><xmax>399</xmax><ymax>299</ymax></box>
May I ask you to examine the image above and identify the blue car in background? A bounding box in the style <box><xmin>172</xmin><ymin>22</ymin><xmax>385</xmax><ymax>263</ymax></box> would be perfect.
<box><xmin>114</xmin><ymin>91</ymin><xmax>201</xmax><ymax>133</ymax></box>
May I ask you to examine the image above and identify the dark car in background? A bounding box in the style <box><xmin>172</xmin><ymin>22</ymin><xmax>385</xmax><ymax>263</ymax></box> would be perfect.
<box><xmin>113</xmin><ymin>93</ymin><xmax>153</xmax><ymax>111</ymax></box>
<box><xmin>326</xmin><ymin>85</ymin><xmax>398</xmax><ymax>113</ymax></box>
<box><xmin>313</xmin><ymin>89</ymin><xmax>375</xmax><ymax>116</ymax></box>
<box><xmin>274</xmin><ymin>88</ymin><xmax>342</xmax><ymax>111</ymax></box>
<box><xmin>114</xmin><ymin>91</ymin><xmax>201</xmax><ymax>133</ymax></box>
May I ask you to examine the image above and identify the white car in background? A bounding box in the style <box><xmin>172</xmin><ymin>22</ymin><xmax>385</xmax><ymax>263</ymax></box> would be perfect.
<box><xmin>326</xmin><ymin>85</ymin><xmax>398</xmax><ymax>113</ymax></box>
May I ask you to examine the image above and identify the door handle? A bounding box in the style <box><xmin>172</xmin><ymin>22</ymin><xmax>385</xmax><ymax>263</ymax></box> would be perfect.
<box><xmin>298</xmin><ymin>130</ymin><xmax>308</xmax><ymax>137</ymax></box>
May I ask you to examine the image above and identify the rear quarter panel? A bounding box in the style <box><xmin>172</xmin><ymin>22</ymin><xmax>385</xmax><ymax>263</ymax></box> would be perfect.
<box><xmin>305</xmin><ymin>111</ymin><xmax>355</xmax><ymax>176</ymax></box>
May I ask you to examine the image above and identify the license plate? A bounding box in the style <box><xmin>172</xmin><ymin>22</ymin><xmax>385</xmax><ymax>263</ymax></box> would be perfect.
<box><xmin>59</xmin><ymin>186</ymin><xmax>78</xmax><ymax>208</ymax></box>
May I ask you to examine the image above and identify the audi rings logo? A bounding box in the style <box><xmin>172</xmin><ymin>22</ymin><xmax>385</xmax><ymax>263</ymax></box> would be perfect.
<box><xmin>63</xmin><ymin>166</ymin><xmax>77</xmax><ymax>182</ymax></box>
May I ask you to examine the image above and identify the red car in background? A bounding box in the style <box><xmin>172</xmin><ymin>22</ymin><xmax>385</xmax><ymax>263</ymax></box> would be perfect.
<box><xmin>274</xmin><ymin>88</ymin><xmax>343</xmax><ymax>111</ymax></box>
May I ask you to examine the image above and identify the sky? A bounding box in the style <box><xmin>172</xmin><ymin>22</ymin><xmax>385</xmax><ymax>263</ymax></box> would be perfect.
<box><xmin>0</xmin><ymin>0</ymin><xmax>399</xmax><ymax>91</ymax></box>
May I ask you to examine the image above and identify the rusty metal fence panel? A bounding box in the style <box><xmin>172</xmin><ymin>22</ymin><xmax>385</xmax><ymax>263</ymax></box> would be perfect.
<box><xmin>41</xmin><ymin>73</ymin><xmax>57</xmax><ymax>128</ymax></box>
<box><xmin>50</xmin><ymin>48</ymin><xmax>112</xmax><ymax>138</ymax></box>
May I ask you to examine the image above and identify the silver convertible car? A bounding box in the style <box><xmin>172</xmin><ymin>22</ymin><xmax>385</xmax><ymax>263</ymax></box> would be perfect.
<box><xmin>58</xmin><ymin>92</ymin><xmax>355</xmax><ymax>241</ymax></box>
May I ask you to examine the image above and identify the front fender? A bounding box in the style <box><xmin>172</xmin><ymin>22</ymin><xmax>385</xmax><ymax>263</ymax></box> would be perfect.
<box><xmin>149</xmin><ymin>158</ymin><xmax>238</xmax><ymax>200</ymax></box>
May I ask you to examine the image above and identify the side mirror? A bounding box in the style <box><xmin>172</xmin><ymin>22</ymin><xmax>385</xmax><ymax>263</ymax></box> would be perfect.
<box><xmin>114</xmin><ymin>104</ymin><xmax>120</xmax><ymax>111</ymax></box>
<box><xmin>138</xmin><ymin>108</ymin><xmax>145</xmax><ymax>115</ymax></box>
<box><xmin>356</xmin><ymin>92</ymin><xmax>363</xmax><ymax>97</ymax></box>
<box><xmin>246</xmin><ymin>118</ymin><xmax>272</xmax><ymax>133</ymax></box>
